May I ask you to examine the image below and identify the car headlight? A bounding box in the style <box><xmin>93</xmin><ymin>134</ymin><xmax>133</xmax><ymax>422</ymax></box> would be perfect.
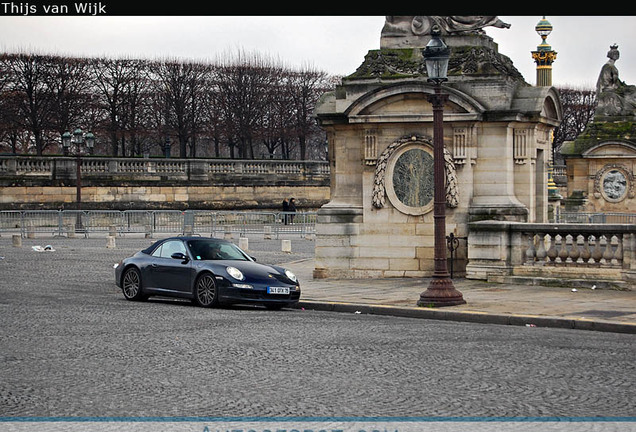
<box><xmin>284</xmin><ymin>269</ymin><xmax>297</xmax><ymax>283</ymax></box>
<box><xmin>226</xmin><ymin>266</ymin><xmax>244</xmax><ymax>281</ymax></box>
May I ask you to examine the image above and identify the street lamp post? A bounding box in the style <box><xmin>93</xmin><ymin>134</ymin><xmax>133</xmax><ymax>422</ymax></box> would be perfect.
<box><xmin>418</xmin><ymin>28</ymin><xmax>466</xmax><ymax>307</ymax></box>
<box><xmin>62</xmin><ymin>128</ymin><xmax>94</xmax><ymax>229</ymax></box>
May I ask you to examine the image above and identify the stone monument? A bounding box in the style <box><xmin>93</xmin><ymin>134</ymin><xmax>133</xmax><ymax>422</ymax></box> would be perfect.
<box><xmin>561</xmin><ymin>44</ymin><xmax>636</xmax><ymax>214</ymax></box>
<box><xmin>313</xmin><ymin>16</ymin><xmax>562</xmax><ymax>279</ymax></box>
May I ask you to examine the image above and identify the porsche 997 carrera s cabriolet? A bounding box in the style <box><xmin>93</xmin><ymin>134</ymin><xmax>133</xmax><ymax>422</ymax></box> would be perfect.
<box><xmin>114</xmin><ymin>237</ymin><xmax>300</xmax><ymax>309</ymax></box>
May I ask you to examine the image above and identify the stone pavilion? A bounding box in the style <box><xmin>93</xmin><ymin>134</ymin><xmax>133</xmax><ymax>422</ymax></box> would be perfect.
<box><xmin>561</xmin><ymin>44</ymin><xmax>636</xmax><ymax>216</ymax></box>
<box><xmin>313</xmin><ymin>16</ymin><xmax>563</xmax><ymax>279</ymax></box>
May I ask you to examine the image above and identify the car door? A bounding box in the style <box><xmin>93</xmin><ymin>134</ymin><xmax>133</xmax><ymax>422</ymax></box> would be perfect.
<box><xmin>147</xmin><ymin>240</ymin><xmax>192</xmax><ymax>293</ymax></box>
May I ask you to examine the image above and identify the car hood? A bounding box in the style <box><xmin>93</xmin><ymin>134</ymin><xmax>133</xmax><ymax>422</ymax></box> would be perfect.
<box><xmin>204</xmin><ymin>260</ymin><xmax>296</xmax><ymax>285</ymax></box>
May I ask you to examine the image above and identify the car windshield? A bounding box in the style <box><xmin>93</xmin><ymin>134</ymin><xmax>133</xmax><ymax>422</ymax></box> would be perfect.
<box><xmin>186</xmin><ymin>239</ymin><xmax>250</xmax><ymax>261</ymax></box>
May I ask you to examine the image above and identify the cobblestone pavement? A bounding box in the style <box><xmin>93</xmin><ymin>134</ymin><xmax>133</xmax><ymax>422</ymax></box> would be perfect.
<box><xmin>0</xmin><ymin>235</ymin><xmax>635</xmax><ymax>420</ymax></box>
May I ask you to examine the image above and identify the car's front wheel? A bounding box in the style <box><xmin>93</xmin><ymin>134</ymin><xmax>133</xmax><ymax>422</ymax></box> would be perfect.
<box><xmin>194</xmin><ymin>273</ymin><xmax>218</xmax><ymax>307</ymax></box>
<box><xmin>121</xmin><ymin>267</ymin><xmax>146</xmax><ymax>301</ymax></box>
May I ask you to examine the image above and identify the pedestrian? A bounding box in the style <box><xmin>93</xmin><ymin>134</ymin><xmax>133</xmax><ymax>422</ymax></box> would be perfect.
<box><xmin>289</xmin><ymin>197</ymin><xmax>297</xmax><ymax>224</ymax></box>
<box><xmin>282</xmin><ymin>198</ymin><xmax>289</xmax><ymax>225</ymax></box>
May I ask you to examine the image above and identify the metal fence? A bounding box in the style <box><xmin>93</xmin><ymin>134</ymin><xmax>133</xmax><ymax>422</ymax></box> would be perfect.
<box><xmin>0</xmin><ymin>210</ymin><xmax>316</xmax><ymax>239</ymax></box>
<box><xmin>556</xmin><ymin>212</ymin><xmax>636</xmax><ymax>224</ymax></box>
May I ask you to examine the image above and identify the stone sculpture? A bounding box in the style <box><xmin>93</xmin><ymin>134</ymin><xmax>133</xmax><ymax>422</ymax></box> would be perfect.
<box><xmin>595</xmin><ymin>44</ymin><xmax>636</xmax><ymax>117</ymax></box>
<box><xmin>382</xmin><ymin>16</ymin><xmax>511</xmax><ymax>37</ymax></box>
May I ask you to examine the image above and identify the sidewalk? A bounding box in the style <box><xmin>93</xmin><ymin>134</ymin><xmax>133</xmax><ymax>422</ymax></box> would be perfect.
<box><xmin>285</xmin><ymin>259</ymin><xmax>636</xmax><ymax>334</ymax></box>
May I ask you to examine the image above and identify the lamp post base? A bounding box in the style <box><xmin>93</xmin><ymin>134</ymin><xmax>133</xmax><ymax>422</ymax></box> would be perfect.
<box><xmin>418</xmin><ymin>276</ymin><xmax>466</xmax><ymax>307</ymax></box>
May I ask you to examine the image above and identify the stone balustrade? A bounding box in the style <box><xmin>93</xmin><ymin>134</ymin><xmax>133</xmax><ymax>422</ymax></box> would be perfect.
<box><xmin>0</xmin><ymin>156</ymin><xmax>331</xmax><ymax>211</ymax></box>
<box><xmin>466</xmin><ymin>220</ymin><xmax>636</xmax><ymax>288</ymax></box>
<box><xmin>0</xmin><ymin>156</ymin><xmax>330</xmax><ymax>184</ymax></box>
<box><xmin>523</xmin><ymin>225</ymin><xmax>628</xmax><ymax>268</ymax></box>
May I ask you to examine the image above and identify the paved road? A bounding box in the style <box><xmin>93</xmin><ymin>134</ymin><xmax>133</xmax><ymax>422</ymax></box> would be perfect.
<box><xmin>0</xmin><ymin>236</ymin><xmax>634</xmax><ymax>420</ymax></box>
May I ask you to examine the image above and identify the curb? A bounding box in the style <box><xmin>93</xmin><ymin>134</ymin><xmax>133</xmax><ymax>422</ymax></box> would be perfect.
<box><xmin>294</xmin><ymin>300</ymin><xmax>636</xmax><ymax>334</ymax></box>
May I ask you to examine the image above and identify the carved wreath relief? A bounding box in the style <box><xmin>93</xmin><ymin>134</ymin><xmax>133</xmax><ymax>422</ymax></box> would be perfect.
<box><xmin>372</xmin><ymin>135</ymin><xmax>458</xmax><ymax>215</ymax></box>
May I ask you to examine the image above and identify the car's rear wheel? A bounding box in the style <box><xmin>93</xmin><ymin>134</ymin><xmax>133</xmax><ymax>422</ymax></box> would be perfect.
<box><xmin>195</xmin><ymin>273</ymin><xmax>218</xmax><ymax>307</ymax></box>
<box><xmin>122</xmin><ymin>267</ymin><xmax>145</xmax><ymax>301</ymax></box>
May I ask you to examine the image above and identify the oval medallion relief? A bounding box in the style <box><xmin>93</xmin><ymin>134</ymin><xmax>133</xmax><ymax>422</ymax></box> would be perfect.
<box><xmin>385</xmin><ymin>144</ymin><xmax>435</xmax><ymax>215</ymax></box>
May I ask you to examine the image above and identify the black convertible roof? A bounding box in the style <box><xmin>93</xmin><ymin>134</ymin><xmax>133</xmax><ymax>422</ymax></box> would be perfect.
<box><xmin>141</xmin><ymin>236</ymin><xmax>233</xmax><ymax>255</ymax></box>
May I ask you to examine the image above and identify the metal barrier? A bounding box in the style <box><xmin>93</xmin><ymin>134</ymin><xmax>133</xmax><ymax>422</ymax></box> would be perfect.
<box><xmin>0</xmin><ymin>210</ymin><xmax>317</xmax><ymax>239</ymax></box>
<box><xmin>557</xmin><ymin>212</ymin><xmax>636</xmax><ymax>224</ymax></box>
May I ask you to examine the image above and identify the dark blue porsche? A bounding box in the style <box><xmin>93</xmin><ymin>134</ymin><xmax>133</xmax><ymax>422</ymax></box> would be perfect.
<box><xmin>114</xmin><ymin>237</ymin><xmax>300</xmax><ymax>309</ymax></box>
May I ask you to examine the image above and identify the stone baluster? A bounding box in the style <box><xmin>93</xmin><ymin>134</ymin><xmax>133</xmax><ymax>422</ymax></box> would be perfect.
<box><xmin>546</xmin><ymin>234</ymin><xmax>558</xmax><ymax>263</ymax></box>
<box><xmin>536</xmin><ymin>233</ymin><xmax>547</xmax><ymax>264</ymax></box>
<box><xmin>591</xmin><ymin>235</ymin><xmax>603</xmax><ymax>264</ymax></box>
<box><xmin>569</xmin><ymin>234</ymin><xmax>581</xmax><ymax>264</ymax></box>
<box><xmin>602</xmin><ymin>235</ymin><xmax>614</xmax><ymax>265</ymax></box>
<box><xmin>580</xmin><ymin>234</ymin><xmax>592</xmax><ymax>263</ymax></box>
<box><xmin>525</xmin><ymin>233</ymin><xmax>536</xmax><ymax>265</ymax></box>
<box><xmin>558</xmin><ymin>234</ymin><xmax>570</xmax><ymax>263</ymax></box>
<box><xmin>614</xmin><ymin>234</ymin><xmax>623</xmax><ymax>266</ymax></box>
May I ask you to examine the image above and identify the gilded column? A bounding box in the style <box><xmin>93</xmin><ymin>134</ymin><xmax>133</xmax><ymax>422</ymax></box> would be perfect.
<box><xmin>531</xmin><ymin>17</ymin><xmax>557</xmax><ymax>87</ymax></box>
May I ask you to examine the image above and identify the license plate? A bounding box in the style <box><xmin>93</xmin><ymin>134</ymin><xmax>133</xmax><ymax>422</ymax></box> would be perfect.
<box><xmin>267</xmin><ymin>286</ymin><xmax>290</xmax><ymax>295</ymax></box>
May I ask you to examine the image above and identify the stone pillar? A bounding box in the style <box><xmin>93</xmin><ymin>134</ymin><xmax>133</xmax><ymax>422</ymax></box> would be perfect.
<box><xmin>313</xmin><ymin>131</ymin><xmax>364</xmax><ymax>278</ymax></box>
<box><xmin>314</xmin><ymin>207</ymin><xmax>362</xmax><ymax>278</ymax></box>
<box><xmin>55</xmin><ymin>158</ymin><xmax>76</xmax><ymax>180</ymax></box>
<box><xmin>224</xmin><ymin>227</ymin><xmax>233</xmax><ymax>240</ymax></box>
<box><xmin>263</xmin><ymin>225</ymin><xmax>272</xmax><ymax>240</ymax></box>
<box><xmin>465</xmin><ymin>220</ymin><xmax>517</xmax><ymax>280</ymax></box>
<box><xmin>189</xmin><ymin>160</ymin><xmax>209</xmax><ymax>181</ymax></box>
<box><xmin>469</xmin><ymin>124</ymin><xmax>528</xmax><ymax>222</ymax></box>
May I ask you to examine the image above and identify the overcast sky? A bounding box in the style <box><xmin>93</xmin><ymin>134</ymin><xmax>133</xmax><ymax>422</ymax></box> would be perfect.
<box><xmin>1</xmin><ymin>15</ymin><xmax>635</xmax><ymax>89</ymax></box>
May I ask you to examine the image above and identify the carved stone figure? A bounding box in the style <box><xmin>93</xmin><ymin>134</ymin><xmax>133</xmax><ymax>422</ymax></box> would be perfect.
<box><xmin>595</xmin><ymin>44</ymin><xmax>636</xmax><ymax>117</ymax></box>
<box><xmin>603</xmin><ymin>170</ymin><xmax>627</xmax><ymax>199</ymax></box>
<box><xmin>382</xmin><ymin>16</ymin><xmax>510</xmax><ymax>37</ymax></box>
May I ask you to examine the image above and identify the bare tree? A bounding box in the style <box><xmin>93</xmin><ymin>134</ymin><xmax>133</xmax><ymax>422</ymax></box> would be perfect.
<box><xmin>203</xmin><ymin>86</ymin><xmax>224</xmax><ymax>157</ymax></box>
<box><xmin>285</xmin><ymin>65</ymin><xmax>330</xmax><ymax>160</ymax></box>
<box><xmin>0</xmin><ymin>54</ymin><xmax>19</xmax><ymax>153</ymax></box>
<box><xmin>0</xmin><ymin>90</ymin><xmax>23</xmax><ymax>154</ymax></box>
<box><xmin>117</xmin><ymin>59</ymin><xmax>153</xmax><ymax>156</ymax></box>
<box><xmin>151</xmin><ymin>59</ymin><xmax>208</xmax><ymax>158</ymax></box>
<box><xmin>258</xmin><ymin>82</ymin><xmax>290</xmax><ymax>158</ymax></box>
<box><xmin>0</xmin><ymin>50</ymin><xmax>338</xmax><ymax>160</ymax></box>
<box><xmin>213</xmin><ymin>51</ymin><xmax>282</xmax><ymax>159</ymax></box>
<box><xmin>554</xmin><ymin>86</ymin><xmax>596</xmax><ymax>162</ymax></box>
<box><xmin>4</xmin><ymin>53</ymin><xmax>57</xmax><ymax>155</ymax></box>
<box><xmin>90</xmin><ymin>57</ymin><xmax>144</xmax><ymax>156</ymax></box>
<box><xmin>49</xmin><ymin>56</ymin><xmax>94</xmax><ymax>144</ymax></box>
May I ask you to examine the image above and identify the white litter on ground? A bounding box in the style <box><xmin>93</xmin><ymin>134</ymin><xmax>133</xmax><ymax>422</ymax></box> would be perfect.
<box><xmin>31</xmin><ymin>245</ymin><xmax>56</xmax><ymax>252</ymax></box>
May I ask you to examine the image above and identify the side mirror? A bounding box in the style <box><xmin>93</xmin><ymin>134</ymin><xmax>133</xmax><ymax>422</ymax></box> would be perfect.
<box><xmin>171</xmin><ymin>252</ymin><xmax>189</xmax><ymax>262</ymax></box>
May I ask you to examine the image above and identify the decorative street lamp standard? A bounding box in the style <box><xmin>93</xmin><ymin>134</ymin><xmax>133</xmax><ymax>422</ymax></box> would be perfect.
<box><xmin>418</xmin><ymin>28</ymin><xmax>466</xmax><ymax>307</ymax></box>
<box><xmin>62</xmin><ymin>128</ymin><xmax>94</xmax><ymax>229</ymax></box>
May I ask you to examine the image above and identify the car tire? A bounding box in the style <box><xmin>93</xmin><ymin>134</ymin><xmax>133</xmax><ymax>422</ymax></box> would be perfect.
<box><xmin>194</xmin><ymin>273</ymin><xmax>219</xmax><ymax>308</ymax></box>
<box><xmin>121</xmin><ymin>267</ymin><xmax>146</xmax><ymax>301</ymax></box>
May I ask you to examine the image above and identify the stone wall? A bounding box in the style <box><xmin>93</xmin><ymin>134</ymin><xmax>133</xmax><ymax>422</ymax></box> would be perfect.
<box><xmin>0</xmin><ymin>156</ymin><xmax>330</xmax><ymax>210</ymax></box>
<box><xmin>0</xmin><ymin>184</ymin><xmax>330</xmax><ymax>210</ymax></box>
